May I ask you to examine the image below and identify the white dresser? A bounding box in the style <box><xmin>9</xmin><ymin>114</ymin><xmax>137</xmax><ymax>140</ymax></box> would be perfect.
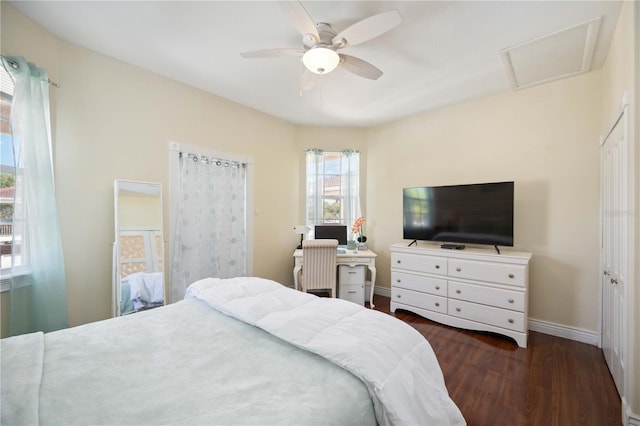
<box><xmin>390</xmin><ymin>243</ymin><xmax>532</xmax><ymax>347</ymax></box>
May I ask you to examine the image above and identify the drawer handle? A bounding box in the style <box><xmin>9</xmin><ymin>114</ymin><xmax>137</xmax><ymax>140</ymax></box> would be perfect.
<box><xmin>508</xmin><ymin>298</ymin><xmax>514</xmax><ymax>303</ymax></box>
<box><xmin>435</xmin><ymin>265</ymin><xmax>440</xmax><ymax>269</ymax></box>
<box><xmin>456</xmin><ymin>289</ymin><xmax>461</xmax><ymax>294</ymax></box>
<box><xmin>435</xmin><ymin>286</ymin><xmax>440</xmax><ymax>290</ymax></box>
<box><xmin>508</xmin><ymin>319</ymin><xmax>514</xmax><ymax>324</ymax></box>
<box><xmin>435</xmin><ymin>302</ymin><xmax>440</xmax><ymax>307</ymax></box>
<box><xmin>456</xmin><ymin>307</ymin><xmax>461</xmax><ymax>312</ymax></box>
<box><xmin>396</xmin><ymin>294</ymin><xmax>402</xmax><ymax>298</ymax></box>
<box><xmin>348</xmin><ymin>291</ymin><xmax>357</xmax><ymax>294</ymax></box>
<box><xmin>508</xmin><ymin>273</ymin><xmax>515</xmax><ymax>279</ymax></box>
<box><xmin>456</xmin><ymin>267</ymin><xmax>461</xmax><ymax>272</ymax></box>
<box><xmin>396</xmin><ymin>279</ymin><xmax>401</xmax><ymax>283</ymax></box>
<box><xmin>348</xmin><ymin>271</ymin><xmax>357</xmax><ymax>274</ymax></box>
<box><xmin>397</xmin><ymin>260</ymin><xmax>401</xmax><ymax>264</ymax></box>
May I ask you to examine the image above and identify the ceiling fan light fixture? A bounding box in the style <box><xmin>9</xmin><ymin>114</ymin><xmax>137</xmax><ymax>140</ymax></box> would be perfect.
<box><xmin>302</xmin><ymin>47</ymin><xmax>339</xmax><ymax>74</ymax></box>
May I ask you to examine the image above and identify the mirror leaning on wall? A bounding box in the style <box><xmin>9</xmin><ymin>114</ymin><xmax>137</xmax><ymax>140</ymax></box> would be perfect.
<box><xmin>113</xmin><ymin>180</ymin><xmax>165</xmax><ymax>317</ymax></box>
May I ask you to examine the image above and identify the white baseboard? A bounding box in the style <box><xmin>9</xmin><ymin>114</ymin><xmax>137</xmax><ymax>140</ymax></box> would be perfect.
<box><xmin>371</xmin><ymin>284</ymin><xmax>390</xmax><ymax>298</ymax></box>
<box><xmin>528</xmin><ymin>318</ymin><xmax>601</xmax><ymax>346</ymax></box>
<box><xmin>371</xmin><ymin>286</ymin><xmax>601</xmax><ymax>347</ymax></box>
<box><xmin>623</xmin><ymin>398</ymin><xmax>640</xmax><ymax>426</ymax></box>
<box><xmin>374</xmin><ymin>286</ymin><xmax>639</xmax><ymax>421</ymax></box>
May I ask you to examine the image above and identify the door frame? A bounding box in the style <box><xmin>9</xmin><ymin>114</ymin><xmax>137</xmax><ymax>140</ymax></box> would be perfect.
<box><xmin>598</xmin><ymin>90</ymin><xmax>632</xmax><ymax>410</ymax></box>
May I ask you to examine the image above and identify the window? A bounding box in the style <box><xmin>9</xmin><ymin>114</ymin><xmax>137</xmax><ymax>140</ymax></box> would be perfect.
<box><xmin>305</xmin><ymin>150</ymin><xmax>361</xmax><ymax>234</ymax></box>
<box><xmin>0</xmin><ymin>64</ymin><xmax>17</xmax><ymax>279</ymax></box>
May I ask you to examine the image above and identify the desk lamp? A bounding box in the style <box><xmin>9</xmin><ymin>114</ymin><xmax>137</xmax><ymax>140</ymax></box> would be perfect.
<box><xmin>294</xmin><ymin>225</ymin><xmax>309</xmax><ymax>249</ymax></box>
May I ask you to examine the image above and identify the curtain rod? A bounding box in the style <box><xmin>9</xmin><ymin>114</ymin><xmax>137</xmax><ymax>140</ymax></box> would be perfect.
<box><xmin>1</xmin><ymin>55</ymin><xmax>60</xmax><ymax>88</ymax></box>
<box><xmin>180</xmin><ymin>152</ymin><xmax>246</xmax><ymax>168</ymax></box>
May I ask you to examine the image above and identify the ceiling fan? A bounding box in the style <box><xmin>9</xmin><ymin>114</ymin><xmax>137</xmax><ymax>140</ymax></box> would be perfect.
<box><xmin>241</xmin><ymin>1</ymin><xmax>401</xmax><ymax>85</ymax></box>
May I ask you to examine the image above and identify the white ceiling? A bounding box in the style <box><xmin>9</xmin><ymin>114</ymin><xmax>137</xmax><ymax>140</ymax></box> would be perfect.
<box><xmin>9</xmin><ymin>1</ymin><xmax>622</xmax><ymax>128</ymax></box>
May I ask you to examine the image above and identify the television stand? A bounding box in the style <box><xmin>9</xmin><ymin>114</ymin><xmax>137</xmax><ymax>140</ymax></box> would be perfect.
<box><xmin>390</xmin><ymin>243</ymin><xmax>532</xmax><ymax>347</ymax></box>
<box><xmin>408</xmin><ymin>240</ymin><xmax>418</xmax><ymax>247</ymax></box>
<box><xmin>494</xmin><ymin>245</ymin><xmax>501</xmax><ymax>254</ymax></box>
<box><xmin>441</xmin><ymin>243</ymin><xmax>465</xmax><ymax>250</ymax></box>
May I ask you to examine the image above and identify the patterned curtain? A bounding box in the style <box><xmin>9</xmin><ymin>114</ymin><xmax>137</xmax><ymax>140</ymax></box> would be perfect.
<box><xmin>170</xmin><ymin>153</ymin><xmax>246</xmax><ymax>302</ymax></box>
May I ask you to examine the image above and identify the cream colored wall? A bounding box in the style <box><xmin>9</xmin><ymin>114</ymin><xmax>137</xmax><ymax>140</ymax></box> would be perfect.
<box><xmin>1</xmin><ymin>3</ymin><xmax>300</xmax><ymax>329</ymax></box>
<box><xmin>366</xmin><ymin>71</ymin><xmax>603</xmax><ymax>333</ymax></box>
<box><xmin>600</xmin><ymin>0</ymin><xmax>639</xmax><ymax>417</ymax></box>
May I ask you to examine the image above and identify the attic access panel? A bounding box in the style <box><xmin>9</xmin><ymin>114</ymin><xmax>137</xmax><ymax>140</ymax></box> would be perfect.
<box><xmin>499</xmin><ymin>17</ymin><xmax>601</xmax><ymax>90</ymax></box>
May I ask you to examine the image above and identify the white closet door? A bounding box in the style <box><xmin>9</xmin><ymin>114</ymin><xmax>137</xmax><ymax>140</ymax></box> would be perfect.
<box><xmin>600</xmin><ymin>107</ymin><xmax>628</xmax><ymax>397</ymax></box>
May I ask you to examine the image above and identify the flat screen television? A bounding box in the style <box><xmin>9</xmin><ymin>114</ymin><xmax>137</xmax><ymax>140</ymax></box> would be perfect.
<box><xmin>403</xmin><ymin>181</ymin><xmax>514</xmax><ymax>248</ymax></box>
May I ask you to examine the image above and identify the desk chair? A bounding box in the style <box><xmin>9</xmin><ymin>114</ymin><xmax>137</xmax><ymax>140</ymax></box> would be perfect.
<box><xmin>301</xmin><ymin>239</ymin><xmax>338</xmax><ymax>297</ymax></box>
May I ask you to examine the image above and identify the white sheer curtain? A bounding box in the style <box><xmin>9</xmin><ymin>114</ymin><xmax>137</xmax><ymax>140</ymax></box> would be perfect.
<box><xmin>2</xmin><ymin>56</ymin><xmax>68</xmax><ymax>335</ymax></box>
<box><xmin>339</xmin><ymin>149</ymin><xmax>360</xmax><ymax>230</ymax></box>
<box><xmin>170</xmin><ymin>153</ymin><xmax>247</xmax><ymax>302</ymax></box>
<box><xmin>306</xmin><ymin>149</ymin><xmax>324</xmax><ymax>223</ymax></box>
<box><xmin>305</xmin><ymin>149</ymin><xmax>361</xmax><ymax>233</ymax></box>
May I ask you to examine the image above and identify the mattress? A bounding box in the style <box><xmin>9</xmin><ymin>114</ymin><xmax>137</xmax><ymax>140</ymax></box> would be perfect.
<box><xmin>1</xmin><ymin>277</ymin><xmax>465</xmax><ymax>425</ymax></box>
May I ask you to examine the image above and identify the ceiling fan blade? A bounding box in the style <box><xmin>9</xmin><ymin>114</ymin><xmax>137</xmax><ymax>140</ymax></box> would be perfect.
<box><xmin>279</xmin><ymin>1</ymin><xmax>319</xmax><ymax>40</ymax></box>
<box><xmin>339</xmin><ymin>54</ymin><xmax>383</xmax><ymax>80</ymax></box>
<box><xmin>241</xmin><ymin>48</ymin><xmax>304</xmax><ymax>58</ymax></box>
<box><xmin>332</xmin><ymin>9</ymin><xmax>401</xmax><ymax>48</ymax></box>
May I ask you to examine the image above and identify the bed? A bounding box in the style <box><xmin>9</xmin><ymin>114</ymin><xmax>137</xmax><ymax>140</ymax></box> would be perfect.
<box><xmin>1</xmin><ymin>277</ymin><xmax>465</xmax><ymax>425</ymax></box>
<box><xmin>120</xmin><ymin>271</ymin><xmax>165</xmax><ymax>314</ymax></box>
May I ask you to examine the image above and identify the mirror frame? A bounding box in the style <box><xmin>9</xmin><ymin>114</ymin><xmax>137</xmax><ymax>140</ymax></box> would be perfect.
<box><xmin>113</xmin><ymin>179</ymin><xmax>165</xmax><ymax>316</ymax></box>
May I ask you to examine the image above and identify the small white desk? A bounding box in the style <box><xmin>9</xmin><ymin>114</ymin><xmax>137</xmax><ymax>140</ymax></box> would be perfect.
<box><xmin>293</xmin><ymin>249</ymin><xmax>377</xmax><ymax>308</ymax></box>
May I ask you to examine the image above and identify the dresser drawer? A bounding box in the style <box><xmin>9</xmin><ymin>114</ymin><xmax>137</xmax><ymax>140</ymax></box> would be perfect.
<box><xmin>391</xmin><ymin>252</ymin><xmax>447</xmax><ymax>275</ymax></box>
<box><xmin>448</xmin><ymin>281</ymin><xmax>525</xmax><ymax>311</ymax></box>
<box><xmin>338</xmin><ymin>265</ymin><xmax>365</xmax><ymax>285</ymax></box>
<box><xmin>392</xmin><ymin>287</ymin><xmax>447</xmax><ymax>314</ymax></box>
<box><xmin>391</xmin><ymin>271</ymin><xmax>447</xmax><ymax>297</ymax></box>
<box><xmin>449</xmin><ymin>259</ymin><xmax>526</xmax><ymax>287</ymax></box>
<box><xmin>340</xmin><ymin>284</ymin><xmax>365</xmax><ymax>306</ymax></box>
<box><xmin>448</xmin><ymin>299</ymin><xmax>525</xmax><ymax>332</ymax></box>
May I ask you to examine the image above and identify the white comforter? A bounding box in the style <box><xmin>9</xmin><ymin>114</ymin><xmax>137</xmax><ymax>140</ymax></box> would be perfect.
<box><xmin>186</xmin><ymin>277</ymin><xmax>466</xmax><ymax>426</ymax></box>
<box><xmin>2</xmin><ymin>297</ymin><xmax>376</xmax><ymax>426</ymax></box>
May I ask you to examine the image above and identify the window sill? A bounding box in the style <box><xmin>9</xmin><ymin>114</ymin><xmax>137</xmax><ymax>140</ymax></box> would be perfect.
<box><xmin>0</xmin><ymin>266</ymin><xmax>32</xmax><ymax>293</ymax></box>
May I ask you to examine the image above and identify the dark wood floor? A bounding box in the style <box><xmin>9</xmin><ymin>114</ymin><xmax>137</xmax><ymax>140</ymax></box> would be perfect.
<box><xmin>371</xmin><ymin>295</ymin><xmax>621</xmax><ymax>426</ymax></box>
